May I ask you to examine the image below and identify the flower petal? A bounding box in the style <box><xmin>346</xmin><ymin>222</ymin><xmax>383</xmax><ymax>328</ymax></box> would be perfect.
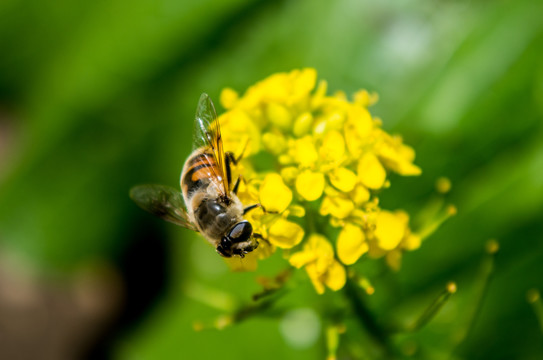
<box><xmin>323</xmin><ymin>260</ymin><xmax>346</xmax><ymax>291</ymax></box>
<box><xmin>353</xmin><ymin>89</ymin><xmax>379</xmax><ymax>107</ymax></box>
<box><xmin>374</xmin><ymin>211</ymin><xmax>405</xmax><ymax>251</ymax></box>
<box><xmin>262</xmin><ymin>132</ymin><xmax>287</xmax><ymax>155</ymax></box>
<box><xmin>287</xmin><ymin>204</ymin><xmax>306</xmax><ymax>217</ymax></box>
<box><xmin>289</xmin><ymin>251</ymin><xmax>317</xmax><ymax>269</ymax></box>
<box><xmin>259</xmin><ymin>173</ymin><xmax>292</xmax><ymax>213</ymax></box>
<box><xmin>291</xmin><ymin>68</ymin><xmax>317</xmax><ymax>101</ymax></box>
<box><xmin>347</xmin><ymin>105</ymin><xmax>372</xmax><ymax>138</ymax></box>
<box><xmin>319</xmin><ymin>195</ymin><xmax>354</xmax><ymax>219</ymax></box>
<box><xmin>265</xmin><ymin>102</ymin><xmax>292</xmax><ymax>130</ymax></box>
<box><xmin>293</xmin><ymin>112</ymin><xmax>313</xmax><ymax>137</ymax></box>
<box><xmin>320</xmin><ymin>130</ymin><xmax>345</xmax><ymax>163</ymax></box>
<box><xmin>280</xmin><ymin>166</ymin><xmax>299</xmax><ymax>183</ymax></box>
<box><xmin>220</xmin><ymin>88</ymin><xmax>239</xmax><ymax>109</ymax></box>
<box><xmin>337</xmin><ymin>223</ymin><xmax>368</xmax><ymax>265</ymax></box>
<box><xmin>352</xmin><ymin>184</ymin><xmax>370</xmax><ymax>205</ymax></box>
<box><xmin>329</xmin><ymin>167</ymin><xmax>357</xmax><ymax>193</ymax></box>
<box><xmin>219</xmin><ymin>109</ymin><xmax>261</xmax><ymax>155</ymax></box>
<box><xmin>296</xmin><ymin>170</ymin><xmax>325</xmax><ymax>201</ymax></box>
<box><xmin>268</xmin><ymin>218</ymin><xmax>304</xmax><ymax>248</ymax></box>
<box><xmin>291</xmin><ymin>136</ymin><xmax>319</xmax><ymax>167</ymax></box>
<box><xmin>358</xmin><ymin>153</ymin><xmax>386</xmax><ymax>189</ymax></box>
<box><xmin>375</xmin><ymin>131</ymin><xmax>421</xmax><ymax>176</ymax></box>
<box><xmin>385</xmin><ymin>249</ymin><xmax>402</xmax><ymax>271</ymax></box>
<box><xmin>403</xmin><ymin>233</ymin><xmax>421</xmax><ymax>250</ymax></box>
<box><xmin>306</xmin><ymin>234</ymin><xmax>334</xmax><ymax>255</ymax></box>
<box><xmin>306</xmin><ymin>263</ymin><xmax>326</xmax><ymax>294</ymax></box>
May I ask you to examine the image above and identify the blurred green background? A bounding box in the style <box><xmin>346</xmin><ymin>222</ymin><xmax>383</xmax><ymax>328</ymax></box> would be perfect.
<box><xmin>1</xmin><ymin>0</ymin><xmax>542</xmax><ymax>359</ymax></box>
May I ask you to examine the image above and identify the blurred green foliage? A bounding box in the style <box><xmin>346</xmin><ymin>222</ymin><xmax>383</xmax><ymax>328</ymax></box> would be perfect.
<box><xmin>1</xmin><ymin>0</ymin><xmax>542</xmax><ymax>359</ymax></box>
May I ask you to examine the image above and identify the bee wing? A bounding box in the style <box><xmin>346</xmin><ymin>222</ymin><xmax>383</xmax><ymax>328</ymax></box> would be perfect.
<box><xmin>192</xmin><ymin>93</ymin><xmax>230</xmax><ymax>196</ymax></box>
<box><xmin>130</xmin><ymin>184</ymin><xmax>198</xmax><ymax>231</ymax></box>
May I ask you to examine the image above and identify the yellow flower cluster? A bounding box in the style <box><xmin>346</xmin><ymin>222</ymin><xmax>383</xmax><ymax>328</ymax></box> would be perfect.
<box><xmin>219</xmin><ymin>69</ymin><xmax>422</xmax><ymax>293</ymax></box>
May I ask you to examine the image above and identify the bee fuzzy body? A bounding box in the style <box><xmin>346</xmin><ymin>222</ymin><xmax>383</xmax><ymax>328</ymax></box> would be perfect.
<box><xmin>130</xmin><ymin>93</ymin><xmax>259</xmax><ymax>258</ymax></box>
<box><xmin>181</xmin><ymin>148</ymin><xmax>244</xmax><ymax>246</ymax></box>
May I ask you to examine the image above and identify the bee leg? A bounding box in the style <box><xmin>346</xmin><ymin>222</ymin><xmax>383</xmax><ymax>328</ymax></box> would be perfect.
<box><xmin>243</xmin><ymin>203</ymin><xmax>278</xmax><ymax>215</ymax></box>
<box><xmin>243</xmin><ymin>203</ymin><xmax>262</xmax><ymax>215</ymax></box>
<box><xmin>226</xmin><ymin>143</ymin><xmax>248</xmax><ymax>185</ymax></box>
<box><xmin>225</xmin><ymin>151</ymin><xmax>240</xmax><ymax>165</ymax></box>
<box><xmin>225</xmin><ymin>151</ymin><xmax>241</xmax><ymax>186</ymax></box>
<box><xmin>255</xmin><ymin>204</ymin><xmax>277</xmax><ymax>215</ymax></box>
<box><xmin>252</xmin><ymin>233</ymin><xmax>268</xmax><ymax>247</ymax></box>
<box><xmin>225</xmin><ymin>155</ymin><xmax>233</xmax><ymax>186</ymax></box>
<box><xmin>231</xmin><ymin>247</ymin><xmax>246</xmax><ymax>258</ymax></box>
<box><xmin>228</xmin><ymin>137</ymin><xmax>249</xmax><ymax>164</ymax></box>
<box><xmin>233</xmin><ymin>175</ymin><xmax>241</xmax><ymax>195</ymax></box>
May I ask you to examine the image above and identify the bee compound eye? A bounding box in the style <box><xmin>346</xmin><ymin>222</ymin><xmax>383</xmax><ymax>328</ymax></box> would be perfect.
<box><xmin>228</xmin><ymin>221</ymin><xmax>253</xmax><ymax>243</ymax></box>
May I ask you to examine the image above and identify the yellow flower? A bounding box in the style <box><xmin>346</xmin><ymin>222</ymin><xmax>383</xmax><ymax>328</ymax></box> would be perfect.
<box><xmin>296</xmin><ymin>170</ymin><xmax>325</xmax><ymax>201</ymax></box>
<box><xmin>216</xmin><ymin>68</ymin><xmax>436</xmax><ymax>291</ymax></box>
<box><xmin>374</xmin><ymin>210</ymin><xmax>407</xmax><ymax>251</ymax></box>
<box><xmin>337</xmin><ymin>223</ymin><xmax>368</xmax><ymax>265</ymax></box>
<box><xmin>218</xmin><ymin>109</ymin><xmax>261</xmax><ymax>155</ymax></box>
<box><xmin>374</xmin><ymin>130</ymin><xmax>421</xmax><ymax>176</ymax></box>
<box><xmin>220</xmin><ymin>87</ymin><xmax>239</xmax><ymax>109</ymax></box>
<box><xmin>319</xmin><ymin>130</ymin><xmax>346</xmax><ymax>164</ymax></box>
<box><xmin>289</xmin><ymin>234</ymin><xmax>346</xmax><ymax>294</ymax></box>
<box><xmin>358</xmin><ymin>153</ymin><xmax>386</xmax><ymax>190</ymax></box>
<box><xmin>267</xmin><ymin>217</ymin><xmax>304</xmax><ymax>249</ymax></box>
<box><xmin>329</xmin><ymin>167</ymin><xmax>357</xmax><ymax>193</ymax></box>
<box><xmin>259</xmin><ymin>173</ymin><xmax>292</xmax><ymax>213</ymax></box>
<box><xmin>290</xmin><ymin>135</ymin><xmax>319</xmax><ymax>167</ymax></box>
<box><xmin>320</xmin><ymin>194</ymin><xmax>355</xmax><ymax>220</ymax></box>
<box><xmin>367</xmin><ymin>210</ymin><xmax>423</xmax><ymax>270</ymax></box>
<box><xmin>255</xmin><ymin>173</ymin><xmax>304</xmax><ymax>249</ymax></box>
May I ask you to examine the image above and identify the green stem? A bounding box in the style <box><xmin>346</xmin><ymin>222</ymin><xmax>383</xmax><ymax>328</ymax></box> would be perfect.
<box><xmin>344</xmin><ymin>278</ymin><xmax>396</xmax><ymax>358</ymax></box>
<box><xmin>407</xmin><ymin>282</ymin><xmax>456</xmax><ymax>333</ymax></box>
<box><xmin>527</xmin><ymin>289</ymin><xmax>543</xmax><ymax>334</ymax></box>
<box><xmin>454</xmin><ymin>240</ymin><xmax>498</xmax><ymax>354</ymax></box>
<box><xmin>251</xmin><ymin>268</ymin><xmax>292</xmax><ymax>301</ymax></box>
<box><xmin>325</xmin><ymin>324</ymin><xmax>341</xmax><ymax>360</ymax></box>
<box><xmin>233</xmin><ymin>291</ymin><xmax>284</xmax><ymax>323</ymax></box>
<box><xmin>305</xmin><ymin>203</ymin><xmax>317</xmax><ymax>233</ymax></box>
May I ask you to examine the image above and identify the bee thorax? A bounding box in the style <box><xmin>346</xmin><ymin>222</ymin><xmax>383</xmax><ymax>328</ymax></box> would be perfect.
<box><xmin>194</xmin><ymin>197</ymin><xmax>242</xmax><ymax>240</ymax></box>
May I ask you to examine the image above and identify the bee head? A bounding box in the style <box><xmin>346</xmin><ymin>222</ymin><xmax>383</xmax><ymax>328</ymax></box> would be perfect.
<box><xmin>216</xmin><ymin>221</ymin><xmax>257</xmax><ymax>258</ymax></box>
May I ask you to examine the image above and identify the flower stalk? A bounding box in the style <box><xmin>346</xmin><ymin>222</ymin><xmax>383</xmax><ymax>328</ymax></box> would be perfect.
<box><xmin>527</xmin><ymin>289</ymin><xmax>543</xmax><ymax>334</ymax></box>
<box><xmin>325</xmin><ymin>324</ymin><xmax>345</xmax><ymax>360</ymax></box>
<box><xmin>406</xmin><ymin>281</ymin><xmax>457</xmax><ymax>333</ymax></box>
<box><xmin>344</xmin><ymin>278</ymin><xmax>395</xmax><ymax>357</ymax></box>
<box><xmin>454</xmin><ymin>239</ymin><xmax>499</xmax><ymax>354</ymax></box>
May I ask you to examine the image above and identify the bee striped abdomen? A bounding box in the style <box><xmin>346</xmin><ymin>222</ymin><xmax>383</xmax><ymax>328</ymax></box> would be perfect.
<box><xmin>182</xmin><ymin>151</ymin><xmax>218</xmax><ymax>197</ymax></box>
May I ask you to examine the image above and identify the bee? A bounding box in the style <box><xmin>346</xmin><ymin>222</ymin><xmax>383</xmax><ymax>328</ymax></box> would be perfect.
<box><xmin>130</xmin><ymin>93</ymin><xmax>261</xmax><ymax>258</ymax></box>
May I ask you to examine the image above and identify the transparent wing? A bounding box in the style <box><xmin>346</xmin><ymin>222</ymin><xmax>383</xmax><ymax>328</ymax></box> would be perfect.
<box><xmin>130</xmin><ymin>184</ymin><xmax>197</xmax><ymax>231</ymax></box>
<box><xmin>192</xmin><ymin>93</ymin><xmax>230</xmax><ymax>195</ymax></box>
